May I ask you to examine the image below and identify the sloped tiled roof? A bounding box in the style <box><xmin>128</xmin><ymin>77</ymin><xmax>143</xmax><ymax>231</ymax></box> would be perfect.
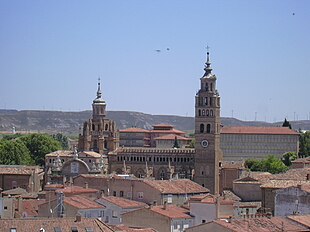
<box><xmin>261</xmin><ymin>179</ymin><xmax>309</xmax><ymax>189</ymax></box>
<box><xmin>221</xmin><ymin>126</ymin><xmax>299</xmax><ymax>135</ymax></box>
<box><xmin>189</xmin><ymin>194</ymin><xmax>235</xmax><ymax>205</ymax></box>
<box><xmin>154</xmin><ymin>134</ymin><xmax>191</xmax><ymax>141</ymax></box>
<box><xmin>20</xmin><ymin>199</ymin><xmax>45</xmax><ymax>217</ymax></box>
<box><xmin>150</xmin><ymin>205</ymin><xmax>192</xmax><ymax>219</ymax></box>
<box><xmin>97</xmin><ymin>196</ymin><xmax>147</xmax><ymax>209</ymax></box>
<box><xmin>64</xmin><ymin>195</ymin><xmax>103</xmax><ymax>209</ymax></box>
<box><xmin>0</xmin><ymin>165</ymin><xmax>42</xmax><ymax>175</ymax></box>
<box><xmin>111</xmin><ymin>224</ymin><xmax>156</xmax><ymax>232</ymax></box>
<box><xmin>0</xmin><ymin>218</ymin><xmax>114</xmax><ymax>231</ymax></box>
<box><xmin>55</xmin><ymin>185</ymin><xmax>98</xmax><ymax>194</ymax></box>
<box><xmin>119</xmin><ymin>128</ymin><xmax>149</xmax><ymax>133</ymax></box>
<box><xmin>271</xmin><ymin>168</ymin><xmax>310</xmax><ymax>180</ymax></box>
<box><xmin>142</xmin><ymin>179</ymin><xmax>209</xmax><ymax>194</ymax></box>
<box><xmin>214</xmin><ymin>216</ymin><xmax>308</xmax><ymax>232</ymax></box>
<box><xmin>287</xmin><ymin>215</ymin><xmax>310</xmax><ymax>228</ymax></box>
<box><xmin>2</xmin><ymin>187</ymin><xmax>27</xmax><ymax>196</ymax></box>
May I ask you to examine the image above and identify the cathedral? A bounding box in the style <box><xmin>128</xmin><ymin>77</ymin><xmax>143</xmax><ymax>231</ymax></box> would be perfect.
<box><xmin>77</xmin><ymin>52</ymin><xmax>223</xmax><ymax>194</ymax></box>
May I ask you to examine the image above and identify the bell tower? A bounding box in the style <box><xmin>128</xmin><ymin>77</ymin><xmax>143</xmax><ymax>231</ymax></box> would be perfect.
<box><xmin>194</xmin><ymin>50</ymin><xmax>222</xmax><ymax>195</ymax></box>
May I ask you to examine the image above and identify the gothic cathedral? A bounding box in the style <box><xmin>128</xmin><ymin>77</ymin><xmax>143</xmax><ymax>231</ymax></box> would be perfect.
<box><xmin>194</xmin><ymin>51</ymin><xmax>223</xmax><ymax>195</ymax></box>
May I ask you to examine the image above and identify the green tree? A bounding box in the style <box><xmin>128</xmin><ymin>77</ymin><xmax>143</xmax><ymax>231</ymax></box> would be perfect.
<box><xmin>52</xmin><ymin>133</ymin><xmax>69</xmax><ymax>150</ymax></box>
<box><xmin>245</xmin><ymin>155</ymin><xmax>288</xmax><ymax>174</ymax></box>
<box><xmin>2</xmin><ymin>133</ymin><xmax>24</xmax><ymax>141</ymax></box>
<box><xmin>20</xmin><ymin>134</ymin><xmax>62</xmax><ymax>166</ymax></box>
<box><xmin>282</xmin><ymin>152</ymin><xmax>297</xmax><ymax>166</ymax></box>
<box><xmin>0</xmin><ymin>139</ymin><xmax>34</xmax><ymax>165</ymax></box>
<box><xmin>299</xmin><ymin>131</ymin><xmax>310</xmax><ymax>158</ymax></box>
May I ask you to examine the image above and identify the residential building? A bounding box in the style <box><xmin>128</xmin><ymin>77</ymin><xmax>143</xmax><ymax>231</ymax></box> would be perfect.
<box><xmin>291</xmin><ymin>157</ymin><xmax>310</xmax><ymax>169</ymax></box>
<box><xmin>194</xmin><ymin>51</ymin><xmax>223</xmax><ymax>194</ymax></box>
<box><xmin>0</xmin><ymin>165</ymin><xmax>44</xmax><ymax>192</ymax></box>
<box><xmin>219</xmin><ymin>161</ymin><xmax>245</xmax><ymax>192</ymax></box>
<box><xmin>123</xmin><ymin>204</ymin><xmax>193</xmax><ymax>232</ymax></box>
<box><xmin>185</xmin><ymin>215</ymin><xmax>310</xmax><ymax>232</ymax></box>
<box><xmin>275</xmin><ymin>184</ymin><xmax>310</xmax><ymax>216</ymax></box>
<box><xmin>96</xmin><ymin>196</ymin><xmax>147</xmax><ymax>225</ymax></box>
<box><xmin>220</xmin><ymin>127</ymin><xmax>300</xmax><ymax>161</ymax></box>
<box><xmin>189</xmin><ymin>194</ymin><xmax>234</xmax><ymax>226</ymax></box>
<box><xmin>0</xmin><ymin>217</ymin><xmax>114</xmax><ymax>231</ymax></box>
<box><xmin>232</xmin><ymin>172</ymin><xmax>272</xmax><ymax>201</ymax></box>
<box><xmin>38</xmin><ymin>195</ymin><xmax>105</xmax><ymax>218</ymax></box>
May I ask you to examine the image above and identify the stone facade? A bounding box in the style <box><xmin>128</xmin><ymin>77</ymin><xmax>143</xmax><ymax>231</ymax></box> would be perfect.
<box><xmin>78</xmin><ymin>80</ymin><xmax>118</xmax><ymax>155</ymax></box>
<box><xmin>109</xmin><ymin>147</ymin><xmax>195</xmax><ymax>179</ymax></box>
<box><xmin>194</xmin><ymin>51</ymin><xmax>223</xmax><ymax>194</ymax></box>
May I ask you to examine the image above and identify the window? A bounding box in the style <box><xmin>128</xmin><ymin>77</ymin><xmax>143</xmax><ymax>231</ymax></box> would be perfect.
<box><xmin>202</xmin><ymin>110</ymin><xmax>205</xmax><ymax>116</ymax></box>
<box><xmin>10</xmin><ymin>229</ymin><xmax>17</xmax><ymax>232</ymax></box>
<box><xmin>200</xmin><ymin>124</ymin><xmax>204</xmax><ymax>133</ymax></box>
<box><xmin>105</xmin><ymin>124</ymin><xmax>108</xmax><ymax>131</ymax></box>
<box><xmin>4</xmin><ymin>206</ymin><xmax>8</xmax><ymax>210</ymax></box>
<box><xmin>113</xmin><ymin>191</ymin><xmax>116</xmax><ymax>196</ymax></box>
<box><xmin>198</xmin><ymin>109</ymin><xmax>201</xmax><ymax>116</ymax></box>
<box><xmin>167</xmin><ymin>194</ymin><xmax>172</xmax><ymax>203</ymax></box>
<box><xmin>206</xmin><ymin>110</ymin><xmax>209</xmax><ymax>116</ymax></box>
<box><xmin>112</xmin><ymin>210</ymin><xmax>117</xmax><ymax>218</ymax></box>
<box><xmin>202</xmin><ymin>220</ymin><xmax>206</xmax><ymax>223</ymax></box>
<box><xmin>207</xmin><ymin>124</ymin><xmax>211</xmax><ymax>133</ymax></box>
<box><xmin>210</xmin><ymin>83</ymin><xmax>213</xmax><ymax>91</ymax></box>
<box><xmin>210</xmin><ymin>110</ymin><xmax>213</xmax><ymax>117</ymax></box>
<box><xmin>138</xmin><ymin>192</ymin><xmax>144</xmax><ymax>199</ymax></box>
<box><xmin>205</xmin><ymin>83</ymin><xmax>209</xmax><ymax>91</ymax></box>
<box><xmin>71</xmin><ymin>227</ymin><xmax>78</xmax><ymax>232</ymax></box>
<box><xmin>120</xmin><ymin>191</ymin><xmax>124</xmax><ymax>197</ymax></box>
<box><xmin>85</xmin><ymin>228</ymin><xmax>94</xmax><ymax>232</ymax></box>
<box><xmin>204</xmin><ymin>97</ymin><xmax>208</xmax><ymax>105</ymax></box>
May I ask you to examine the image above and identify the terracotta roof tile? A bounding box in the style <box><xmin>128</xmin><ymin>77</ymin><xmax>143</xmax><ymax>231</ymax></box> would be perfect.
<box><xmin>150</xmin><ymin>128</ymin><xmax>185</xmax><ymax>134</ymax></box>
<box><xmin>97</xmin><ymin>196</ymin><xmax>147</xmax><ymax>209</ymax></box>
<box><xmin>189</xmin><ymin>194</ymin><xmax>235</xmax><ymax>205</ymax></box>
<box><xmin>221</xmin><ymin>126</ymin><xmax>299</xmax><ymax>135</ymax></box>
<box><xmin>261</xmin><ymin>179</ymin><xmax>309</xmax><ymax>189</ymax></box>
<box><xmin>287</xmin><ymin>215</ymin><xmax>310</xmax><ymax>228</ymax></box>
<box><xmin>0</xmin><ymin>218</ymin><xmax>114</xmax><ymax>231</ymax></box>
<box><xmin>214</xmin><ymin>216</ymin><xmax>308</xmax><ymax>232</ymax></box>
<box><xmin>64</xmin><ymin>195</ymin><xmax>104</xmax><ymax>209</ymax></box>
<box><xmin>142</xmin><ymin>179</ymin><xmax>209</xmax><ymax>194</ymax></box>
<box><xmin>119</xmin><ymin>128</ymin><xmax>149</xmax><ymax>133</ymax></box>
<box><xmin>271</xmin><ymin>168</ymin><xmax>310</xmax><ymax>181</ymax></box>
<box><xmin>153</xmin><ymin>124</ymin><xmax>174</xmax><ymax>128</ymax></box>
<box><xmin>111</xmin><ymin>224</ymin><xmax>156</xmax><ymax>232</ymax></box>
<box><xmin>0</xmin><ymin>165</ymin><xmax>42</xmax><ymax>175</ymax></box>
<box><xmin>21</xmin><ymin>199</ymin><xmax>45</xmax><ymax>217</ymax></box>
<box><xmin>221</xmin><ymin>161</ymin><xmax>245</xmax><ymax>169</ymax></box>
<box><xmin>154</xmin><ymin>134</ymin><xmax>191</xmax><ymax>141</ymax></box>
<box><xmin>55</xmin><ymin>185</ymin><xmax>98</xmax><ymax>194</ymax></box>
<box><xmin>150</xmin><ymin>205</ymin><xmax>192</xmax><ymax>219</ymax></box>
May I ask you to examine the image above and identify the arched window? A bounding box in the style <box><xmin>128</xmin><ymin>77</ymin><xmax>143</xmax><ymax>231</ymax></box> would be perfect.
<box><xmin>202</xmin><ymin>110</ymin><xmax>205</xmax><ymax>116</ymax></box>
<box><xmin>207</xmin><ymin>124</ymin><xmax>211</xmax><ymax>133</ymax></box>
<box><xmin>104</xmin><ymin>140</ymin><xmax>108</xmax><ymax>149</ymax></box>
<box><xmin>92</xmin><ymin>124</ymin><xmax>95</xmax><ymax>131</ymax></box>
<box><xmin>204</xmin><ymin>97</ymin><xmax>208</xmax><ymax>105</ymax></box>
<box><xmin>205</xmin><ymin>83</ymin><xmax>209</xmax><ymax>91</ymax></box>
<box><xmin>198</xmin><ymin>109</ymin><xmax>201</xmax><ymax>116</ymax></box>
<box><xmin>210</xmin><ymin>83</ymin><xmax>213</xmax><ymax>91</ymax></box>
<box><xmin>210</xmin><ymin>97</ymin><xmax>213</xmax><ymax>106</ymax></box>
<box><xmin>210</xmin><ymin>110</ymin><xmax>213</xmax><ymax>117</ymax></box>
<box><xmin>206</xmin><ymin>110</ymin><xmax>209</xmax><ymax>116</ymax></box>
<box><xmin>105</xmin><ymin>124</ymin><xmax>108</xmax><ymax>131</ymax></box>
<box><xmin>200</xmin><ymin>124</ymin><xmax>204</xmax><ymax>133</ymax></box>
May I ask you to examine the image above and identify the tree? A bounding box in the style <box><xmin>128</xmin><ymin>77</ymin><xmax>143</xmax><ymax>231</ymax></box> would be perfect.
<box><xmin>20</xmin><ymin>134</ymin><xmax>62</xmax><ymax>166</ymax></box>
<box><xmin>0</xmin><ymin>139</ymin><xmax>34</xmax><ymax>165</ymax></box>
<box><xmin>299</xmin><ymin>131</ymin><xmax>310</xmax><ymax>158</ymax></box>
<box><xmin>282</xmin><ymin>118</ymin><xmax>292</xmax><ymax>129</ymax></box>
<box><xmin>52</xmin><ymin>133</ymin><xmax>69</xmax><ymax>150</ymax></box>
<box><xmin>282</xmin><ymin>152</ymin><xmax>297</xmax><ymax>166</ymax></box>
<box><xmin>245</xmin><ymin>155</ymin><xmax>288</xmax><ymax>174</ymax></box>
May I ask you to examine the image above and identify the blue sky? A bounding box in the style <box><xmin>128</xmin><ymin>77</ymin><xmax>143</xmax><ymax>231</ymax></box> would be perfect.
<box><xmin>0</xmin><ymin>0</ymin><xmax>309</xmax><ymax>122</ymax></box>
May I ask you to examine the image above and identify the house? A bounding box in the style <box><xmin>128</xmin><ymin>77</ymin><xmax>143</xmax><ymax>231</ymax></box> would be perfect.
<box><xmin>0</xmin><ymin>216</ymin><xmax>114</xmax><ymax>231</ymax></box>
<box><xmin>55</xmin><ymin>185</ymin><xmax>99</xmax><ymax>199</ymax></box>
<box><xmin>96</xmin><ymin>196</ymin><xmax>147</xmax><ymax>225</ymax></box>
<box><xmin>75</xmin><ymin>175</ymin><xmax>209</xmax><ymax>205</ymax></box>
<box><xmin>122</xmin><ymin>204</ymin><xmax>193</xmax><ymax>232</ymax></box>
<box><xmin>275</xmin><ymin>184</ymin><xmax>310</xmax><ymax>216</ymax></box>
<box><xmin>232</xmin><ymin>172</ymin><xmax>272</xmax><ymax>201</ymax></box>
<box><xmin>189</xmin><ymin>194</ymin><xmax>234</xmax><ymax>226</ymax></box>
<box><xmin>219</xmin><ymin>161</ymin><xmax>245</xmax><ymax>192</ymax></box>
<box><xmin>38</xmin><ymin>195</ymin><xmax>105</xmax><ymax>218</ymax></box>
<box><xmin>233</xmin><ymin>201</ymin><xmax>261</xmax><ymax>219</ymax></box>
<box><xmin>185</xmin><ymin>215</ymin><xmax>310</xmax><ymax>232</ymax></box>
<box><xmin>0</xmin><ymin>165</ymin><xmax>44</xmax><ymax>192</ymax></box>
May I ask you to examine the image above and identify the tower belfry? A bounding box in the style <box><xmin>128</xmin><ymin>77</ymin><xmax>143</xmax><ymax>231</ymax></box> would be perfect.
<box><xmin>194</xmin><ymin>49</ymin><xmax>223</xmax><ymax>195</ymax></box>
<box><xmin>78</xmin><ymin>79</ymin><xmax>119</xmax><ymax>155</ymax></box>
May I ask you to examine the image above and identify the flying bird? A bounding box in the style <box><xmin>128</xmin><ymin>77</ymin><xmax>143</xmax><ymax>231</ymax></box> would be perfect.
<box><xmin>155</xmin><ymin>49</ymin><xmax>161</xmax><ymax>53</ymax></box>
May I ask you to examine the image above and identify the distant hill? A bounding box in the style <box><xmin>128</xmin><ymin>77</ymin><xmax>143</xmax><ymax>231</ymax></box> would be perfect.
<box><xmin>0</xmin><ymin>109</ymin><xmax>309</xmax><ymax>135</ymax></box>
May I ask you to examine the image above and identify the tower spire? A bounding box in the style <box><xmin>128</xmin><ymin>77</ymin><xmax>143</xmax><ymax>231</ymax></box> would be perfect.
<box><xmin>204</xmin><ymin>46</ymin><xmax>212</xmax><ymax>76</ymax></box>
<box><xmin>97</xmin><ymin>77</ymin><xmax>102</xmax><ymax>99</ymax></box>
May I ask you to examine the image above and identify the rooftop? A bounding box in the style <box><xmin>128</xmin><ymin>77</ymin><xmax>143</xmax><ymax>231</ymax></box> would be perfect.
<box><xmin>189</xmin><ymin>194</ymin><xmax>235</xmax><ymax>205</ymax></box>
<box><xmin>154</xmin><ymin>134</ymin><xmax>191</xmax><ymax>141</ymax></box>
<box><xmin>0</xmin><ymin>165</ymin><xmax>43</xmax><ymax>175</ymax></box>
<box><xmin>55</xmin><ymin>185</ymin><xmax>98</xmax><ymax>194</ymax></box>
<box><xmin>260</xmin><ymin>179</ymin><xmax>309</xmax><ymax>189</ymax></box>
<box><xmin>111</xmin><ymin>147</ymin><xmax>195</xmax><ymax>154</ymax></box>
<box><xmin>97</xmin><ymin>196</ymin><xmax>147</xmax><ymax>209</ymax></box>
<box><xmin>111</xmin><ymin>224</ymin><xmax>156</xmax><ymax>232</ymax></box>
<box><xmin>119</xmin><ymin>127</ymin><xmax>149</xmax><ymax>133</ymax></box>
<box><xmin>64</xmin><ymin>195</ymin><xmax>104</xmax><ymax>209</ymax></box>
<box><xmin>150</xmin><ymin>205</ymin><xmax>192</xmax><ymax>219</ymax></box>
<box><xmin>0</xmin><ymin>218</ymin><xmax>113</xmax><ymax>231</ymax></box>
<box><xmin>142</xmin><ymin>179</ymin><xmax>209</xmax><ymax>194</ymax></box>
<box><xmin>221</xmin><ymin>126</ymin><xmax>299</xmax><ymax>135</ymax></box>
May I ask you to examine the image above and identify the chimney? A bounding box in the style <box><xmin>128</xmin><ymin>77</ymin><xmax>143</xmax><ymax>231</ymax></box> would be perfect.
<box><xmin>75</xmin><ymin>214</ymin><xmax>82</xmax><ymax>222</ymax></box>
<box><xmin>163</xmin><ymin>201</ymin><xmax>167</xmax><ymax>210</ymax></box>
<box><xmin>85</xmin><ymin>182</ymin><xmax>88</xmax><ymax>189</ymax></box>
